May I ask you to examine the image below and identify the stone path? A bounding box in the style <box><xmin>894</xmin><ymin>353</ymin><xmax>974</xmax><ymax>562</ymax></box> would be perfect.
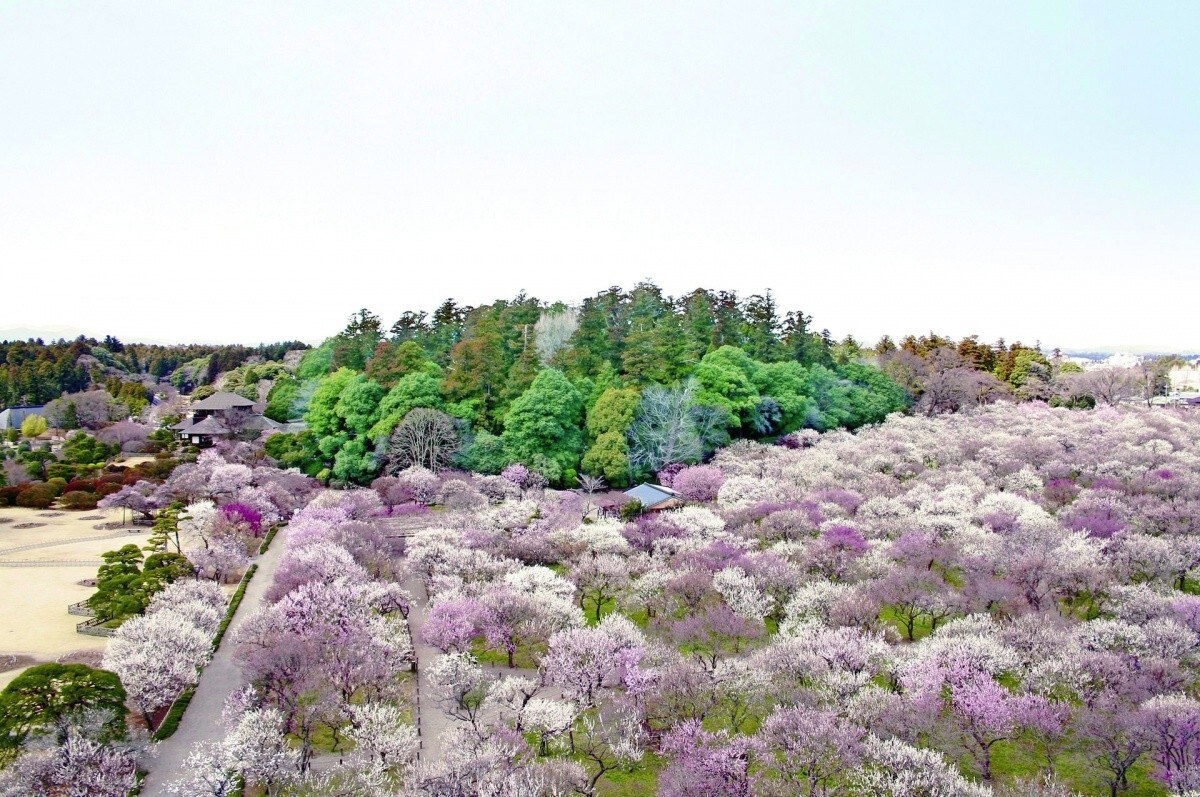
<box><xmin>137</xmin><ymin>528</ymin><xmax>288</xmax><ymax>797</ymax></box>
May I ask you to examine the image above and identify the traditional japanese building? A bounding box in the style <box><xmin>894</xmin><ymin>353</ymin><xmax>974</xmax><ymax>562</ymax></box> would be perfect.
<box><xmin>623</xmin><ymin>482</ymin><xmax>684</xmax><ymax>512</ymax></box>
<box><xmin>172</xmin><ymin>391</ymin><xmax>280</xmax><ymax>447</ymax></box>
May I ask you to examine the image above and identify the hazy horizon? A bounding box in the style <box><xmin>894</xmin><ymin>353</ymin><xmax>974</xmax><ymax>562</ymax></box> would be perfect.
<box><xmin>2</xmin><ymin>3</ymin><xmax>1197</xmax><ymax>350</ymax></box>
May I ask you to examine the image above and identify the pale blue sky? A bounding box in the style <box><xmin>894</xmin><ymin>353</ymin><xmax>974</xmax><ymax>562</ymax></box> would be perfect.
<box><xmin>1</xmin><ymin>2</ymin><xmax>1196</xmax><ymax>349</ymax></box>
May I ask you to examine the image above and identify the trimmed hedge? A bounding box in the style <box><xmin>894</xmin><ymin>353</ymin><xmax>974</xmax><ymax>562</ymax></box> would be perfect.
<box><xmin>258</xmin><ymin>525</ymin><xmax>280</xmax><ymax>555</ymax></box>
<box><xmin>152</xmin><ymin>684</ymin><xmax>196</xmax><ymax>741</ymax></box>
<box><xmin>212</xmin><ymin>564</ymin><xmax>257</xmax><ymax>652</ymax></box>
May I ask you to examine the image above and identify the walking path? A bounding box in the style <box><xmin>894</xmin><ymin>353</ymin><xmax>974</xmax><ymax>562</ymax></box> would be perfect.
<box><xmin>402</xmin><ymin>575</ymin><xmax>453</xmax><ymax>763</ymax></box>
<box><xmin>137</xmin><ymin>528</ymin><xmax>288</xmax><ymax>797</ymax></box>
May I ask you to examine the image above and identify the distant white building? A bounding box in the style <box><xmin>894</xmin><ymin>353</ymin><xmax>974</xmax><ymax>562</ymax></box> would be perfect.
<box><xmin>1170</xmin><ymin>365</ymin><xmax>1200</xmax><ymax>392</ymax></box>
<box><xmin>1102</xmin><ymin>353</ymin><xmax>1142</xmax><ymax>369</ymax></box>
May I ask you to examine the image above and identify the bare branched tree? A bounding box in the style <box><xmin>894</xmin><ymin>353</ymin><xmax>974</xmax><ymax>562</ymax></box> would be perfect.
<box><xmin>1058</xmin><ymin>366</ymin><xmax>1139</xmax><ymax>407</ymax></box>
<box><xmin>386</xmin><ymin>408</ymin><xmax>460</xmax><ymax>473</ymax></box>
<box><xmin>534</xmin><ymin>308</ymin><xmax>579</xmax><ymax>366</ymax></box>
<box><xmin>627</xmin><ymin>380</ymin><xmax>704</xmax><ymax>472</ymax></box>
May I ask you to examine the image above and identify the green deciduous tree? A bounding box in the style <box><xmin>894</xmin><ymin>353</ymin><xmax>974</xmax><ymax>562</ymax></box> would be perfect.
<box><xmin>501</xmin><ymin>369</ymin><xmax>585</xmax><ymax>486</ymax></box>
<box><xmin>371</xmin><ymin>372</ymin><xmax>447</xmax><ymax>439</ymax></box>
<box><xmin>305</xmin><ymin>368</ymin><xmax>385</xmax><ymax>482</ymax></box>
<box><xmin>20</xmin><ymin>414</ymin><xmax>47</xmax><ymax>438</ymax></box>
<box><xmin>580</xmin><ymin>387</ymin><xmax>640</xmax><ymax>487</ymax></box>
<box><xmin>693</xmin><ymin>346</ymin><xmax>760</xmax><ymax>431</ymax></box>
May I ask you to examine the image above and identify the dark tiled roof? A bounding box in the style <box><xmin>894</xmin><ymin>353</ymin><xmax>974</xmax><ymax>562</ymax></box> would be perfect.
<box><xmin>189</xmin><ymin>391</ymin><xmax>255</xmax><ymax>411</ymax></box>
<box><xmin>623</xmin><ymin>483</ymin><xmax>680</xmax><ymax>508</ymax></box>
<box><xmin>186</xmin><ymin>416</ymin><xmax>231</xmax><ymax>435</ymax></box>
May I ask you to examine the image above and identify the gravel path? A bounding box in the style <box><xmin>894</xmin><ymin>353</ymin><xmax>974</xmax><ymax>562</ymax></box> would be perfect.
<box><xmin>137</xmin><ymin>528</ymin><xmax>288</xmax><ymax>797</ymax></box>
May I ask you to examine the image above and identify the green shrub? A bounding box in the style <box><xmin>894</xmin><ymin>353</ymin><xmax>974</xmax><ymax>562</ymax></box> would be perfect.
<box><xmin>60</xmin><ymin>490</ymin><xmax>99</xmax><ymax>510</ymax></box>
<box><xmin>46</xmin><ymin>477</ymin><xmax>68</xmax><ymax>496</ymax></box>
<box><xmin>213</xmin><ymin>564</ymin><xmax>257</xmax><ymax>651</ymax></box>
<box><xmin>619</xmin><ymin>499</ymin><xmax>645</xmax><ymax>522</ymax></box>
<box><xmin>258</xmin><ymin>527</ymin><xmax>279</xmax><ymax>555</ymax></box>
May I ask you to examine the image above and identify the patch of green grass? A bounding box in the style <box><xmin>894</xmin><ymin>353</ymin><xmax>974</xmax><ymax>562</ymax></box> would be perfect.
<box><xmin>878</xmin><ymin>605</ymin><xmax>935</xmax><ymax>642</ymax></box>
<box><xmin>470</xmin><ymin>641</ymin><xmax>539</xmax><ymax>669</ymax></box>
<box><xmin>594</xmin><ymin>753</ymin><xmax>661</xmax><ymax>797</ymax></box>
<box><xmin>584</xmin><ymin>596</ymin><xmax>618</xmax><ymax>626</ymax></box>
<box><xmin>985</xmin><ymin>737</ymin><xmax>1168</xmax><ymax>796</ymax></box>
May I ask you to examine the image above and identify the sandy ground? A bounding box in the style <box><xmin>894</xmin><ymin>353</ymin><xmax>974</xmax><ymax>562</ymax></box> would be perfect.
<box><xmin>0</xmin><ymin>506</ymin><xmax>153</xmax><ymax>690</ymax></box>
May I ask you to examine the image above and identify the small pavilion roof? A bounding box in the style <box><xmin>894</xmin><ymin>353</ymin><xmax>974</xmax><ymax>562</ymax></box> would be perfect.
<box><xmin>623</xmin><ymin>482</ymin><xmax>681</xmax><ymax>509</ymax></box>
<box><xmin>186</xmin><ymin>415</ymin><xmax>231</xmax><ymax>436</ymax></box>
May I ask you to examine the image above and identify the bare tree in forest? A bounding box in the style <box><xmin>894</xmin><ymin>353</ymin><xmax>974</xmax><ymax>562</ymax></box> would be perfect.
<box><xmin>534</xmin><ymin>308</ymin><xmax>580</xmax><ymax>366</ymax></box>
<box><xmin>627</xmin><ymin>380</ymin><xmax>705</xmax><ymax>472</ymax></box>
<box><xmin>1060</xmin><ymin>366</ymin><xmax>1139</xmax><ymax>406</ymax></box>
<box><xmin>386</xmin><ymin>408</ymin><xmax>460</xmax><ymax>472</ymax></box>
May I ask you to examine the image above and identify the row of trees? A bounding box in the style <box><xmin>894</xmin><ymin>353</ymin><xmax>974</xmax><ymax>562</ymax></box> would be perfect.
<box><xmin>0</xmin><ymin>336</ymin><xmax>306</xmax><ymax>407</ymax></box>
<box><xmin>264</xmin><ymin>285</ymin><xmax>911</xmax><ymax>486</ymax></box>
<box><xmin>878</xmin><ymin>333</ymin><xmax>1188</xmax><ymax>414</ymax></box>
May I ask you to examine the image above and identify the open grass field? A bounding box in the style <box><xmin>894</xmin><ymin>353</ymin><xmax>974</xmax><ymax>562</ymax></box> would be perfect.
<box><xmin>0</xmin><ymin>506</ymin><xmax>152</xmax><ymax>690</ymax></box>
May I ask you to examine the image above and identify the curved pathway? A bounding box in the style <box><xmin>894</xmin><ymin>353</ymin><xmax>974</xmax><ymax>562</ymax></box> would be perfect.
<box><xmin>137</xmin><ymin>528</ymin><xmax>288</xmax><ymax>797</ymax></box>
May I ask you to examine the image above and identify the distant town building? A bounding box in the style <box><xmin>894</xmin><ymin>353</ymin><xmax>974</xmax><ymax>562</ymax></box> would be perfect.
<box><xmin>0</xmin><ymin>405</ymin><xmax>45</xmax><ymax>430</ymax></box>
<box><xmin>1101</xmin><ymin>353</ymin><xmax>1142</xmax><ymax>369</ymax></box>
<box><xmin>1170</xmin><ymin>365</ymin><xmax>1200</xmax><ymax>393</ymax></box>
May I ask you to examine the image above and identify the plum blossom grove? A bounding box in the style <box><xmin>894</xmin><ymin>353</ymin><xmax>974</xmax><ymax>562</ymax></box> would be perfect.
<box><xmin>164</xmin><ymin>489</ymin><xmax>417</xmax><ymax>794</ymax></box>
<box><xmin>11</xmin><ymin>404</ymin><xmax>1200</xmax><ymax>795</ymax></box>
<box><xmin>0</xmin><ymin>446</ymin><xmax>322</xmax><ymax>795</ymax></box>
<box><xmin>150</xmin><ymin>403</ymin><xmax>1200</xmax><ymax>796</ymax></box>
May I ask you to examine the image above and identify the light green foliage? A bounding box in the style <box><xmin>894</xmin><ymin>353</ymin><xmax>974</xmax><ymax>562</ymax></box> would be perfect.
<box><xmin>19</xmin><ymin>414</ymin><xmax>47</xmax><ymax>438</ymax></box>
<box><xmin>581</xmin><ymin>430</ymin><xmax>631</xmax><ymax>486</ymax></box>
<box><xmin>332</xmin><ymin>437</ymin><xmax>375</xmax><ymax>482</ymax></box>
<box><xmin>586</xmin><ymin>387</ymin><xmax>641</xmax><ymax>439</ymax></box>
<box><xmin>296</xmin><ymin>341</ymin><xmax>336</xmax><ymax>381</ymax></box>
<box><xmin>693</xmin><ymin>346</ymin><xmax>761</xmax><ymax>429</ymax></box>
<box><xmin>751</xmin><ymin>361</ymin><xmax>818</xmax><ymax>434</ymax></box>
<box><xmin>1006</xmin><ymin>348</ymin><xmax>1053</xmax><ymax>389</ymax></box>
<box><xmin>371</xmin><ymin>372</ymin><xmax>447</xmax><ymax>438</ymax></box>
<box><xmin>581</xmin><ymin>387</ymin><xmax>640</xmax><ymax>486</ymax></box>
<box><xmin>263</xmin><ymin>431</ymin><xmax>323</xmax><ymax>477</ymax></box>
<box><xmin>502</xmin><ymin>369</ymin><xmax>585</xmax><ymax>486</ymax></box>
<box><xmin>457</xmin><ymin>429</ymin><xmax>508</xmax><ymax>474</ymax></box>
<box><xmin>264</xmin><ymin>374</ymin><xmax>300</xmax><ymax>423</ymax></box>
<box><xmin>305</xmin><ymin>368</ymin><xmax>385</xmax><ymax>482</ymax></box>
<box><xmin>306</xmin><ymin>368</ymin><xmax>357</xmax><ymax>441</ymax></box>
